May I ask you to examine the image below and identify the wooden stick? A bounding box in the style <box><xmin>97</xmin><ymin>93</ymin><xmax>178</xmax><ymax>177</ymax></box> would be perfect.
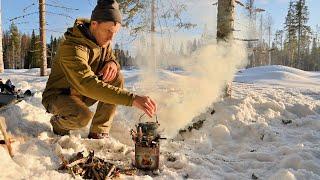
<box><xmin>0</xmin><ymin>116</ymin><xmax>14</xmax><ymax>157</ymax></box>
<box><xmin>106</xmin><ymin>165</ymin><xmax>116</xmax><ymax>179</ymax></box>
<box><xmin>66</xmin><ymin>157</ymin><xmax>88</xmax><ymax>168</ymax></box>
<box><xmin>68</xmin><ymin>167</ymin><xmax>76</xmax><ymax>178</ymax></box>
<box><xmin>58</xmin><ymin>154</ymin><xmax>69</xmax><ymax>170</ymax></box>
<box><xmin>92</xmin><ymin>168</ymin><xmax>102</xmax><ymax>180</ymax></box>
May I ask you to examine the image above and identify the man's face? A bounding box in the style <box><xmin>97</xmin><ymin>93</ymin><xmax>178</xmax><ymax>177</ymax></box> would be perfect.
<box><xmin>90</xmin><ymin>21</ymin><xmax>121</xmax><ymax>48</ymax></box>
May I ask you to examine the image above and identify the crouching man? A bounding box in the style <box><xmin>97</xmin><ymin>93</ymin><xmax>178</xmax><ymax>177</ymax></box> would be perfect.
<box><xmin>42</xmin><ymin>0</ymin><xmax>157</xmax><ymax>139</ymax></box>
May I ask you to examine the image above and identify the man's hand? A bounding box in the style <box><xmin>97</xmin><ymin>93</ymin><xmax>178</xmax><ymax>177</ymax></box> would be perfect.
<box><xmin>98</xmin><ymin>61</ymin><xmax>118</xmax><ymax>82</ymax></box>
<box><xmin>132</xmin><ymin>95</ymin><xmax>157</xmax><ymax>118</ymax></box>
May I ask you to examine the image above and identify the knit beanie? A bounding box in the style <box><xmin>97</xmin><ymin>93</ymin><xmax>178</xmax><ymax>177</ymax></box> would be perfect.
<box><xmin>91</xmin><ymin>0</ymin><xmax>122</xmax><ymax>24</ymax></box>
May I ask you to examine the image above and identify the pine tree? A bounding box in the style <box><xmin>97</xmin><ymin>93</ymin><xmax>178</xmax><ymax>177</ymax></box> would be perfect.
<box><xmin>295</xmin><ymin>0</ymin><xmax>311</xmax><ymax>70</ymax></box>
<box><xmin>192</xmin><ymin>39</ymin><xmax>197</xmax><ymax>52</ymax></box>
<box><xmin>186</xmin><ymin>40</ymin><xmax>193</xmax><ymax>55</ymax></box>
<box><xmin>27</xmin><ymin>30</ymin><xmax>41</xmax><ymax>68</ymax></box>
<box><xmin>310</xmin><ymin>37</ymin><xmax>318</xmax><ymax>70</ymax></box>
<box><xmin>284</xmin><ymin>0</ymin><xmax>297</xmax><ymax>67</ymax></box>
<box><xmin>3</xmin><ymin>31</ymin><xmax>10</xmax><ymax>69</ymax></box>
<box><xmin>20</xmin><ymin>34</ymin><xmax>30</xmax><ymax>69</ymax></box>
<box><xmin>8</xmin><ymin>22</ymin><xmax>21</xmax><ymax>69</ymax></box>
<box><xmin>275</xmin><ymin>30</ymin><xmax>285</xmax><ymax>65</ymax></box>
<box><xmin>179</xmin><ymin>42</ymin><xmax>185</xmax><ymax>56</ymax></box>
<box><xmin>47</xmin><ymin>35</ymin><xmax>53</xmax><ymax>67</ymax></box>
<box><xmin>49</xmin><ymin>36</ymin><xmax>62</xmax><ymax>66</ymax></box>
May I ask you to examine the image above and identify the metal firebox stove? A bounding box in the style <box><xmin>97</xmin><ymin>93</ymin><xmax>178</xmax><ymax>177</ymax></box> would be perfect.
<box><xmin>131</xmin><ymin>114</ymin><xmax>164</xmax><ymax>171</ymax></box>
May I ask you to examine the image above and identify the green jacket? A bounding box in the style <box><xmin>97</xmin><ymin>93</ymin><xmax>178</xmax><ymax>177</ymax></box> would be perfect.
<box><xmin>42</xmin><ymin>18</ymin><xmax>135</xmax><ymax>109</ymax></box>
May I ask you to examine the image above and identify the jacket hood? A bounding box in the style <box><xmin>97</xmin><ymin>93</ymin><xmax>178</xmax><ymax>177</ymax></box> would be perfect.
<box><xmin>64</xmin><ymin>18</ymin><xmax>99</xmax><ymax>49</ymax></box>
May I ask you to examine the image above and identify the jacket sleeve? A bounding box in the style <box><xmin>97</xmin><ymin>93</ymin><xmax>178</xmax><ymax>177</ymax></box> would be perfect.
<box><xmin>58</xmin><ymin>44</ymin><xmax>134</xmax><ymax>106</ymax></box>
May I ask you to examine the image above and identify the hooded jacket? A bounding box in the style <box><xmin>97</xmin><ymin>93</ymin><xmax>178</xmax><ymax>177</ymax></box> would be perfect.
<box><xmin>42</xmin><ymin>18</ymin><xmax>134</xmax><ymax>109</ymax></box>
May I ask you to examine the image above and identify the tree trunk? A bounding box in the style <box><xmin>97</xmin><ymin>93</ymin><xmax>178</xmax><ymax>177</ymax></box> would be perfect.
<box><xmin>0</xmin><ymin>0</ymin><xmax>4</xmax><ymax>73</ymax></box>
<box><xmin>216</xmin><ymin>0</ymin><xmax>235</xmax><ymax>98</ymax></box>
<box><xmin>151</xmin><ymin>0</ymin><xmax>156</xmax><ymax>72</ymax></box>
<box><xmin>39</xmin><ymin>0</ymin><xmax>47</xmax><ymax>76</ymax></box>
<box><xmin>216</xmin><ymin>0</ymin><xmax>235</xmax><ymax>42</ymax></box>
<box><xmin>268</xmin><ymin>25</ymin><xmax>271</xmax><ymax>65</ymax></box>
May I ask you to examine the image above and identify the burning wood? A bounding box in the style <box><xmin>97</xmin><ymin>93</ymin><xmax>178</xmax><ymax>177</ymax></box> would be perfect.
<box><xmin>59</xmin><ymin>151</ymin><xmax>137</xmax><ymax>179</ymax></box>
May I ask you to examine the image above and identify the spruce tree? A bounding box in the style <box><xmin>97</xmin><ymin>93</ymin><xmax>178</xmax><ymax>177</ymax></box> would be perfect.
<box><xmin>284</xmin><ymin>0</ymin><xmax>297</xmax><ymax>67</ymax></box>
<box><xmin>8</xmin><ymin>22</ymin><xmax>20</xmax><ymax>69</ymax></box>
<box><xmin>295</xmin><ymin>0</ymin><xmax>311</xmax><ymax>70</ymax></box>
<box><xmin>3</xmin><ymin>31</ymin><xmax>10</xmax><ymax>69</ymax></box>
<box><xmin>28</xmin><ymin>30</ymin><xmax>41</xmax><ymax>68</ymax></box>
<box><xmin>310</xmin><ymin>37</ymin><xmax>318</xmax><ymax>70</ymax></box>
<box><xmin>20</xmin><ymin>34</ymin><xmax>30</xmax><ymax>69</ymax></box>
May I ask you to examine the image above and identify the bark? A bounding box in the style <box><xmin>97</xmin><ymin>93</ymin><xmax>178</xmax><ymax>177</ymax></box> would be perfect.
<box><xmin>217</xmin><ymin>0</ymin><xmax>235</xmax><ymax>41</ymax></box>
<box><xmin>39</xmin><ymin>0</ymin><xmax>47</xmax><ymax>76</ymax></box>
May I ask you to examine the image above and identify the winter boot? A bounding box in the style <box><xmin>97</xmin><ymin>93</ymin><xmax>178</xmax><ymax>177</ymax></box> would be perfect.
<box><xmin>88</xmin><ymin>132</ymin><xmax>109</xmax><ymax>139</ymax></box>
<box><xmin>50</xmin><ymin>115</ymin><xmax>70</xmax><ymax>136</ymax></box>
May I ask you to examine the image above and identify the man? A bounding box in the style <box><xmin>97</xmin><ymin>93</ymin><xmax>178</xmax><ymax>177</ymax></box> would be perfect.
<box><xmin>42</xmin><ymin>0</ymin><xmax>157</xmax><ymax>139</ymax></box>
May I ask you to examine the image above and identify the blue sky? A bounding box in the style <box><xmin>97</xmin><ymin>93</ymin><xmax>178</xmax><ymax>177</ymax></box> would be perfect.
<box><xmin>2</xmin><ymin>0</ymin><xmax>93</xmax><ymax>38</ymax></box>
<box><xmin>254</xmin><ymin>0</ymin><xmax>319</xmax><ymax>32</ymax></box>
<box><xmin>2</xmin><ymin>0</ymin><xmax>319</xmax><ymax>41</ymax></box>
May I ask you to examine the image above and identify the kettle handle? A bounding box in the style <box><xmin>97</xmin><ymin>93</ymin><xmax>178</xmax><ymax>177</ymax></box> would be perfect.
<box><xmin>138</xmin><ymin>113</ymin><xmax>158</xmax><ymax>124</ymax></box>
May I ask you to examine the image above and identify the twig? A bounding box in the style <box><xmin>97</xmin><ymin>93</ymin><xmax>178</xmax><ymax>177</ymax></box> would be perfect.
<box><xmin>234</xmin><ymin>37</ymin><xmax>259</xmax><ymax>42</ymax></box>
<box><xmin>0</xmin><ymin>117</ymin><xmax>14</xmax><ymax>158</ymax></box>
<box><xmin>92</xmin><ymin>168</ymin><xmax>102</xmax><ymax>180</ymax></box>
<box><xmin>66</xmin><ymin>157</ymin><xmax>88</xmax><ymax>168</ymax></box>
<box><xmin>58</xmin><ymin>154</ymin><xmax>69</xmax><ymax>169</ymax></box>
<box><xmin>23</xmin><ymin>3</ymin><xmax>37</xmax><ymax>13</ymax></box>
<box><xmin>9</xmin><ymin>12</ymin><xmax>38</xmax><ymax>22</ymax></box>
<box><xmin>106</xmin><ymin>165</ymin><xmax>116</xmax><ymax>178</ymax></box>
<box><xmin>68</xmin><ymin>167</ymin><xmax>76</xmax><ymax>178</ymax></box>
<box><xmin>46</xmin><ymin>3</ymin><xmax>79</xmax><ymax>11</ymax></box>
<box><xmin>46</xmin><ymin>11</ymin><xmax>74</xmax><ymax>19</ymax></box>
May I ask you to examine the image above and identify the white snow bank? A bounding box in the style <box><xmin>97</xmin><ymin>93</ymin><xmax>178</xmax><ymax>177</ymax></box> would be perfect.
<box><xmin>235</xmin><ymin>65</ymin><xmax>320</xmax><ymax>88</ymax></box>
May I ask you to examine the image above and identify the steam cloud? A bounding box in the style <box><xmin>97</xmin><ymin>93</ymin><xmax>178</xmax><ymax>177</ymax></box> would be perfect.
<box><xmin>134</xmin><ymin>39</ymin><xmax>248</xmax><ymax>138</ymax></box>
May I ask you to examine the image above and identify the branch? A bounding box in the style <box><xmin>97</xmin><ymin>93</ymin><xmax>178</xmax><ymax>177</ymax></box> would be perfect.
<box><xmin>9</xmin><ymin>12</ymin><xmax>38</xmax><ymax>22</ymax></box>
<box><xmin>13</xmin><ymin>21</ymin><xmax>30</xmax><ymax>25</ymax></box>
<box><xmin>235</xmin><ymin>0</ymin><xmax>265</xmax><ymax>13</ymax></box>
<box><xmin>9</xmin><ymin>11</ymin><xmax>74</xmax><ymax>22</ymax></box>
<box><xmin>46</xmin><ymin>29</ymin><xmax>65</xmax><ymax>33</ymax></box>
<box><xmin>253</xmin><ymin>8</ymin><xmax>265</xmax><ymax>13</ymax></box>
<box><xmin>46</xmin><ymin>3</ymin><xmax>79</xmax><ymax>11</ymax></box>
<box><xmin>46</xmin><ymin>11</ymin><xmax>74</xmax><ymax>19</ymax></box>
<box><xmin>23</xmin><ymin>3</ymin><xmax>37</xmax><ymax>13</ymax></box>
<box><xmin>235</xmin><ymin>0</ymin><xmax>245</xmax><ymax>7</ymax></box>
<box><xmin>234</xmin><ymin>37</ymin><xmax>259</xmax><ymax>41</ymax></box>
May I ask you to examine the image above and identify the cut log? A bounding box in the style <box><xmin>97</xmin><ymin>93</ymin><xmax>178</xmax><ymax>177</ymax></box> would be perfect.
<box><xmin>0</xmin><ymin>116</ymin><xmax>13</xmax><ymax>157</ymax></box>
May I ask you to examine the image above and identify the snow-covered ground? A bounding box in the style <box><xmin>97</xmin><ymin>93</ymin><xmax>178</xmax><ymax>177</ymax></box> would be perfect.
<box><xmin>0</xmin><ymin>65</ymin><xmax>319</xmax><ymax>180</ymax></box>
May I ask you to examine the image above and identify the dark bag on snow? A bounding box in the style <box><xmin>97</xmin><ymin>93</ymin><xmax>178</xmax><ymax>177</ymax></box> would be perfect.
<box><xmin>0</xmin><ymin>79</ymin><xmax>33</xmax><ymax>107</ymax></box>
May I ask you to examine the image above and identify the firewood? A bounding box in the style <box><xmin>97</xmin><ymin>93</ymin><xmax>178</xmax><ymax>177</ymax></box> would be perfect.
<box><xmin>58</xmin><ymin>154</ymin><xmax>69</xmax><ymax>170</ymax></box>
<box><xmin>0</xmin><ymin>116</ymin><xmax>14</xmax><ymax>157</ymax></box>
<box><xmin>59</xmin><ymin>151</ymin><xmax>135</xmax><ymax>179</ymax></box>
<box><xmin>106</xmin><ymin>164</ymin><xmax>116</xmax><ymax>178</ymax></box>
<box><xmin>92</xmin><ymin>168</ymin><xmax>102</xmax><ymax>180</ymax></box>
<box><xmin>66</xmin><ymin>157</ymin><xmax>88</xmax><ymax>168</ymax></box>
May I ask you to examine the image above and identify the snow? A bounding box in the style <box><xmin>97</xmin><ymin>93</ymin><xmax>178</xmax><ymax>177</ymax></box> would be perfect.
<box><xmin>235</xmin><ymin>65</ymin><xmax>320</xmax><ymax>88</ymax></box>
<box><xmin>0</xmin><ymin>65</ymin><xmax>319</xmax><ymax>179</ymax></box>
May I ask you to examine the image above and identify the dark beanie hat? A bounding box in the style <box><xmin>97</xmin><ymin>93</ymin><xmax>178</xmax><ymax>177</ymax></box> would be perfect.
<box><xmin>91</xmin><ymin>0</ymin><xmax>122</xmax><ymax>24</ymax></box>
